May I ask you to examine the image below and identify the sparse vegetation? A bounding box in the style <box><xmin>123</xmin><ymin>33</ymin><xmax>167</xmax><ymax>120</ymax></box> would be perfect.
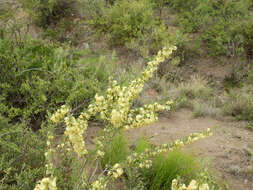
<box><xmin>193</xmin><ymin>101</ymin><xmax>222</xmax><ymax>119</ymax></box>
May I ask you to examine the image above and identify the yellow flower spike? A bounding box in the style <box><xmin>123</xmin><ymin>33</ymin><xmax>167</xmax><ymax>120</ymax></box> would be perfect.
<box><xmin>116</xmin><ymin>168</ymin><xmax>123</xmax><ymax>176</ymax></box>
<box><xmin>187</xmin><ymin>180</ymin><xmax>198</xmax><ymax>190</ymax></box>
<box><xmin>34</xmin><ymin>177</ymin><xmax>57</xmax><ymax>190</ymax></box>
<box><xmin>37</xmin><ymin>46</ymin><xmax>178</xmax><ymax>190</ymax></box>
<box><xmin>199</xmin><ymin>184</ymin><xmax>209</xmax><ymax>190</ymax></box>
<box><xmin>167</xmin><ymin>100</ymin><xmax>174</xmax><ymax>105</ymax></box>
<box><xmin>50</xmin><ymin>105</ymin><xmax>70</xmax><ymax>124</ymax></box>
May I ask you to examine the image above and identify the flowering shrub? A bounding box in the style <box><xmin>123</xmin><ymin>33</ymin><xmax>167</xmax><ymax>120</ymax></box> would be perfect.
<box><xmin>34</xmin><ymin>46</ymin><xmax>214</xmax><ymax>189</ymax></box>
<box><xmin>172</xmin><ymin>179</ymin><xmax>209</xmax><ymax>190</ymax></box>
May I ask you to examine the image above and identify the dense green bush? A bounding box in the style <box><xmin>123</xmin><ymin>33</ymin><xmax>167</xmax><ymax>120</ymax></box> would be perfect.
<box><xmin>91</xmin><ymin>0</ymin><xmax>154</xmax><ymax>45</ymax></box>
<box><xmin>166</xmin><ymin>0</ymin><xmax>196</xmax><ymax>12</ymax></box>
<box><xmin>201</xmin><ymin>20</ymin><xmax>231</xmax><ymax>56</ymax></box>
<box><xmin>95</xmin><ymin>0</ymin><xmax>155</xmax><ymax>48</ymax></box>
<box><xmin>176</xmin><ymin>0</ymin><xmax>215</xmax><ymax>33</ymax></box>
<box><xmin>90</xmin><ymin>0</ymin><xmax>169</xmax><ymax>56</ymax></box>
<box><xmin>0</xmin><ymin>115</ymin><xmax>47</xmax><ymax>190</ymax></box>
<box><xmin>247</xmin><ymin>64</ymin><xmax>253</xmax><ymax>84</ymax></box>
<box><xmin>235</xmin><ymin>19</ymin><xmax>253</xmax><ymax>58</ymax></box>
<box><xmin>169</xmin><ymin>30</ymin><xmax>200</xmax><ymax>64</ymax></box>
<box><xmin>22</xmin><ymin>0</ymin><xmax>79</xmax><ymax>27</ymax></box>
<box><xmin>172</xmin><ymin>0</ymin><xmax>251</xmax><ymax>56</ymax></box>
<box><xmin>0</xmin><ymin>38</ymin><xmax>113</xmax><ymax>128</ymax></box>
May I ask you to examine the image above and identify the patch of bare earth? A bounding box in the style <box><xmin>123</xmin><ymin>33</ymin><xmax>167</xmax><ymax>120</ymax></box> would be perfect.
<box><xmin>124</xmin><ymin>109</ymin><xmax>253</xmax><ymax>190</ymax></box>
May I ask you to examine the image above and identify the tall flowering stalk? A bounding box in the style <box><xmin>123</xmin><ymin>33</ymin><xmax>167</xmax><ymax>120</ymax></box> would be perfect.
<box><xmin>171</xmin><ymin>179</ymin><xmax>210</xmax><ymax>190</ymax></box>
<box><xmin>64</xmin><ymin>45</ymin><xmax>176</xmax><ymax>158</ymax></box>
<box><xmin>34</xmin><ymin>46</ymin><xmax>212</xmax><ymax>190</ymax></box>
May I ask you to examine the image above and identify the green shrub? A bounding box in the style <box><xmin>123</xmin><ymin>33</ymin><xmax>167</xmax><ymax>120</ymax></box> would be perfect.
<box><xmin>223</xmin><ymin>85</ymin><xmax>253</xmax><ymax>120</ymax></box>
<box><xmin>236</xmin><ymin>19</ymin><xmax>253</xmax><ymax>58</ymax></box>
<box><xmin>167</xmin><ymin>0</ymin><xmax>197</xmax><ymax>12</ymax></box>
<box><xmin>168</xmin><ymin>30</ymin><xmax>199</xmax><ymax>64</ymax></box>
<box><xmin>22</xmin><ymin>0</ymin><xmax>79</xmax><ymax>27</ymax></box>
<box><xmin>0</xmin><ymin>38</ymin><xmax>113</xmax><ymax>128</ymax></box>
<box><xmin>201</xmin><ymin>20</ymin><xmax>231</xmax><ymax>56</ymax></box>
<box><xmin>177</xmin><ymin>11</ymin><xmax>203</xmax><ymax>33</ymax></box>
<box><xmin>101</xmin><ymin>132</ymin><xmax>129</xmax><ymax>168</ymax></box>
<box><xmin>90</xmin><ymin>0</ymin><xmax>169</xmax><ymax>56</ymax></box>
<box><xmin>175</xmin><ymin>0</ymin><xmax>215</xmax><ymax>32</ymax></box>
<box><xmin>80</xmin><ymin>0</ymin><xmax>106</xmax><ymax>18</ymax></box>
<box><xmin>176</xmin><ymin>0</ymin><xmax>250</xmax><ymax>30</ymax></box>
<box><xmin>0</xmin><ymin>1</ymin><xmax>14</xmax><ymax>25</ymax></box>
<box><xmin>0</xmin><ymin>115</ymin><xmax>47</xmax><ymax>190</ymax></box>
<box><xmin>219</xmin><ymin>0</ymin><xmax>251</xmax><ymax>20</ymax></box>
<box><xmin>174</xmin><ymin>0</ymin><xmax>251</xmax><ymax>56</ymax></box>
<box><xmin>125</xmin><ymin>23</ymin><xmax>170</xmax><ymax>57</ymax></box>
<box><xmin>91</xmin><ymin>0</ymin><xmax>154</xmax><ymax>45</ymax></box>
<box><xmin>247</xmin><ymin>64</ymin><xmax>253</xmax><ymax>84</ymax></box>
<box><xmin>145</xmin><ymin>150</ymin><xmax>200</xmax><ymax>190</ymax></box>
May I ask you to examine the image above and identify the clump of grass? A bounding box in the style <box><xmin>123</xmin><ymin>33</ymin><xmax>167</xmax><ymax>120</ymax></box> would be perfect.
<box><xmin>193</xmin><ymin>100</ymin><xmax>222</xmax><ymax>119</ymax></box>
<box><xmin>177</xmin><ymin>75</ymin><xmax>213</xmax><ymax>100</ymax></box>
<box><xmin>134</xmin><ymin>136</ymin><xmax>151</xmax><ymax>154</ymax></box>
<box><xmin>145</xmin><ymin>150</ymin><xmax>200</xmax><ymax>190</ymax></box>
<box><xmin>223</xmin><ymin>85</ymin><xmax>253</xmax><ymax>120</ymax></box>
<box><xmin>101</xmin><ymin>132</ymin><xmax>129</xmax><ymax>168</ymax></box>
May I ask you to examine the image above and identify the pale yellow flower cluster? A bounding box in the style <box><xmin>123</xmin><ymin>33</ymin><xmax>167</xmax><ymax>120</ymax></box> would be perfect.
<box><xmin>63</xmin><ymin>45</ymin><xmax>176</xmax><ymax>157</ymax></box>
<box><xmin>91</xmin><ymin>176</ymin><xmax>107</xmax><ymax>190</ymax></box>
<box><xmin>90</xmin><ymin>163</ymin><xmax>123</xmax><ymax>190</ymax></box>
<box><xmin>127</xmin><ymin>128</ymin><xmax>213</xmax><ymax>169</ymax></box>
<box><xmin>64</xmin><ymin>116</ymin><xmax>88</xmax><ymax>157</ymax></box>
<box><xmin>126</xmin><ymin>102</ymin><xmax>171</xmax><ymax>129</ymax></box>
<box><xmin>50</xmin><ymin>105</ymin><xmax>70</xmax><ymax>124</ymax></box>
<box><xmin>108</xmin><ymin>163</ymin><xmax>124</xmax><ymax>179</ymax></box>
<box><xmin>96</xmin><ymin>150</ymin><xmax>105</xmax><ymax>157</ymax></box>
<box><xmin>34</xmin><ymin>177</ymin><xmax>57</xmax><ymax>190</ymax></box>
<box><xmin>138</xmin><ymin>159</ymin><xmax>152</xmax><ymax>169</ymax></box>
<box><xmin>44</xmin><ymin>134</ymin><xmax>55</xmax><ymax>175</ymax></box>
<box><xmin>172</xmin><ymin>179</ymin><xmax>209</xmax><ymax>190</ymax></box>
<box><xmin>81</xmin><ymin>46</ymin><xmax>177</xmax><ymax>130</ymax></box>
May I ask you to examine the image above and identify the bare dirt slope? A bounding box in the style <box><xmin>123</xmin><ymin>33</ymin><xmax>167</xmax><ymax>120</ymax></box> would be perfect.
<box><xmin>125</xmin><ymin>109</ymin><xmax>253</xmax><ymax>190</ymax></box>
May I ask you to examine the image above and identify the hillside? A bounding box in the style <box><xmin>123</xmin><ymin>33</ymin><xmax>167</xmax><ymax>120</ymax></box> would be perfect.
<box><xmin>0</xmin><ymin>0</ymin><xmax>252</xmax><ymax>189</ymax></box>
